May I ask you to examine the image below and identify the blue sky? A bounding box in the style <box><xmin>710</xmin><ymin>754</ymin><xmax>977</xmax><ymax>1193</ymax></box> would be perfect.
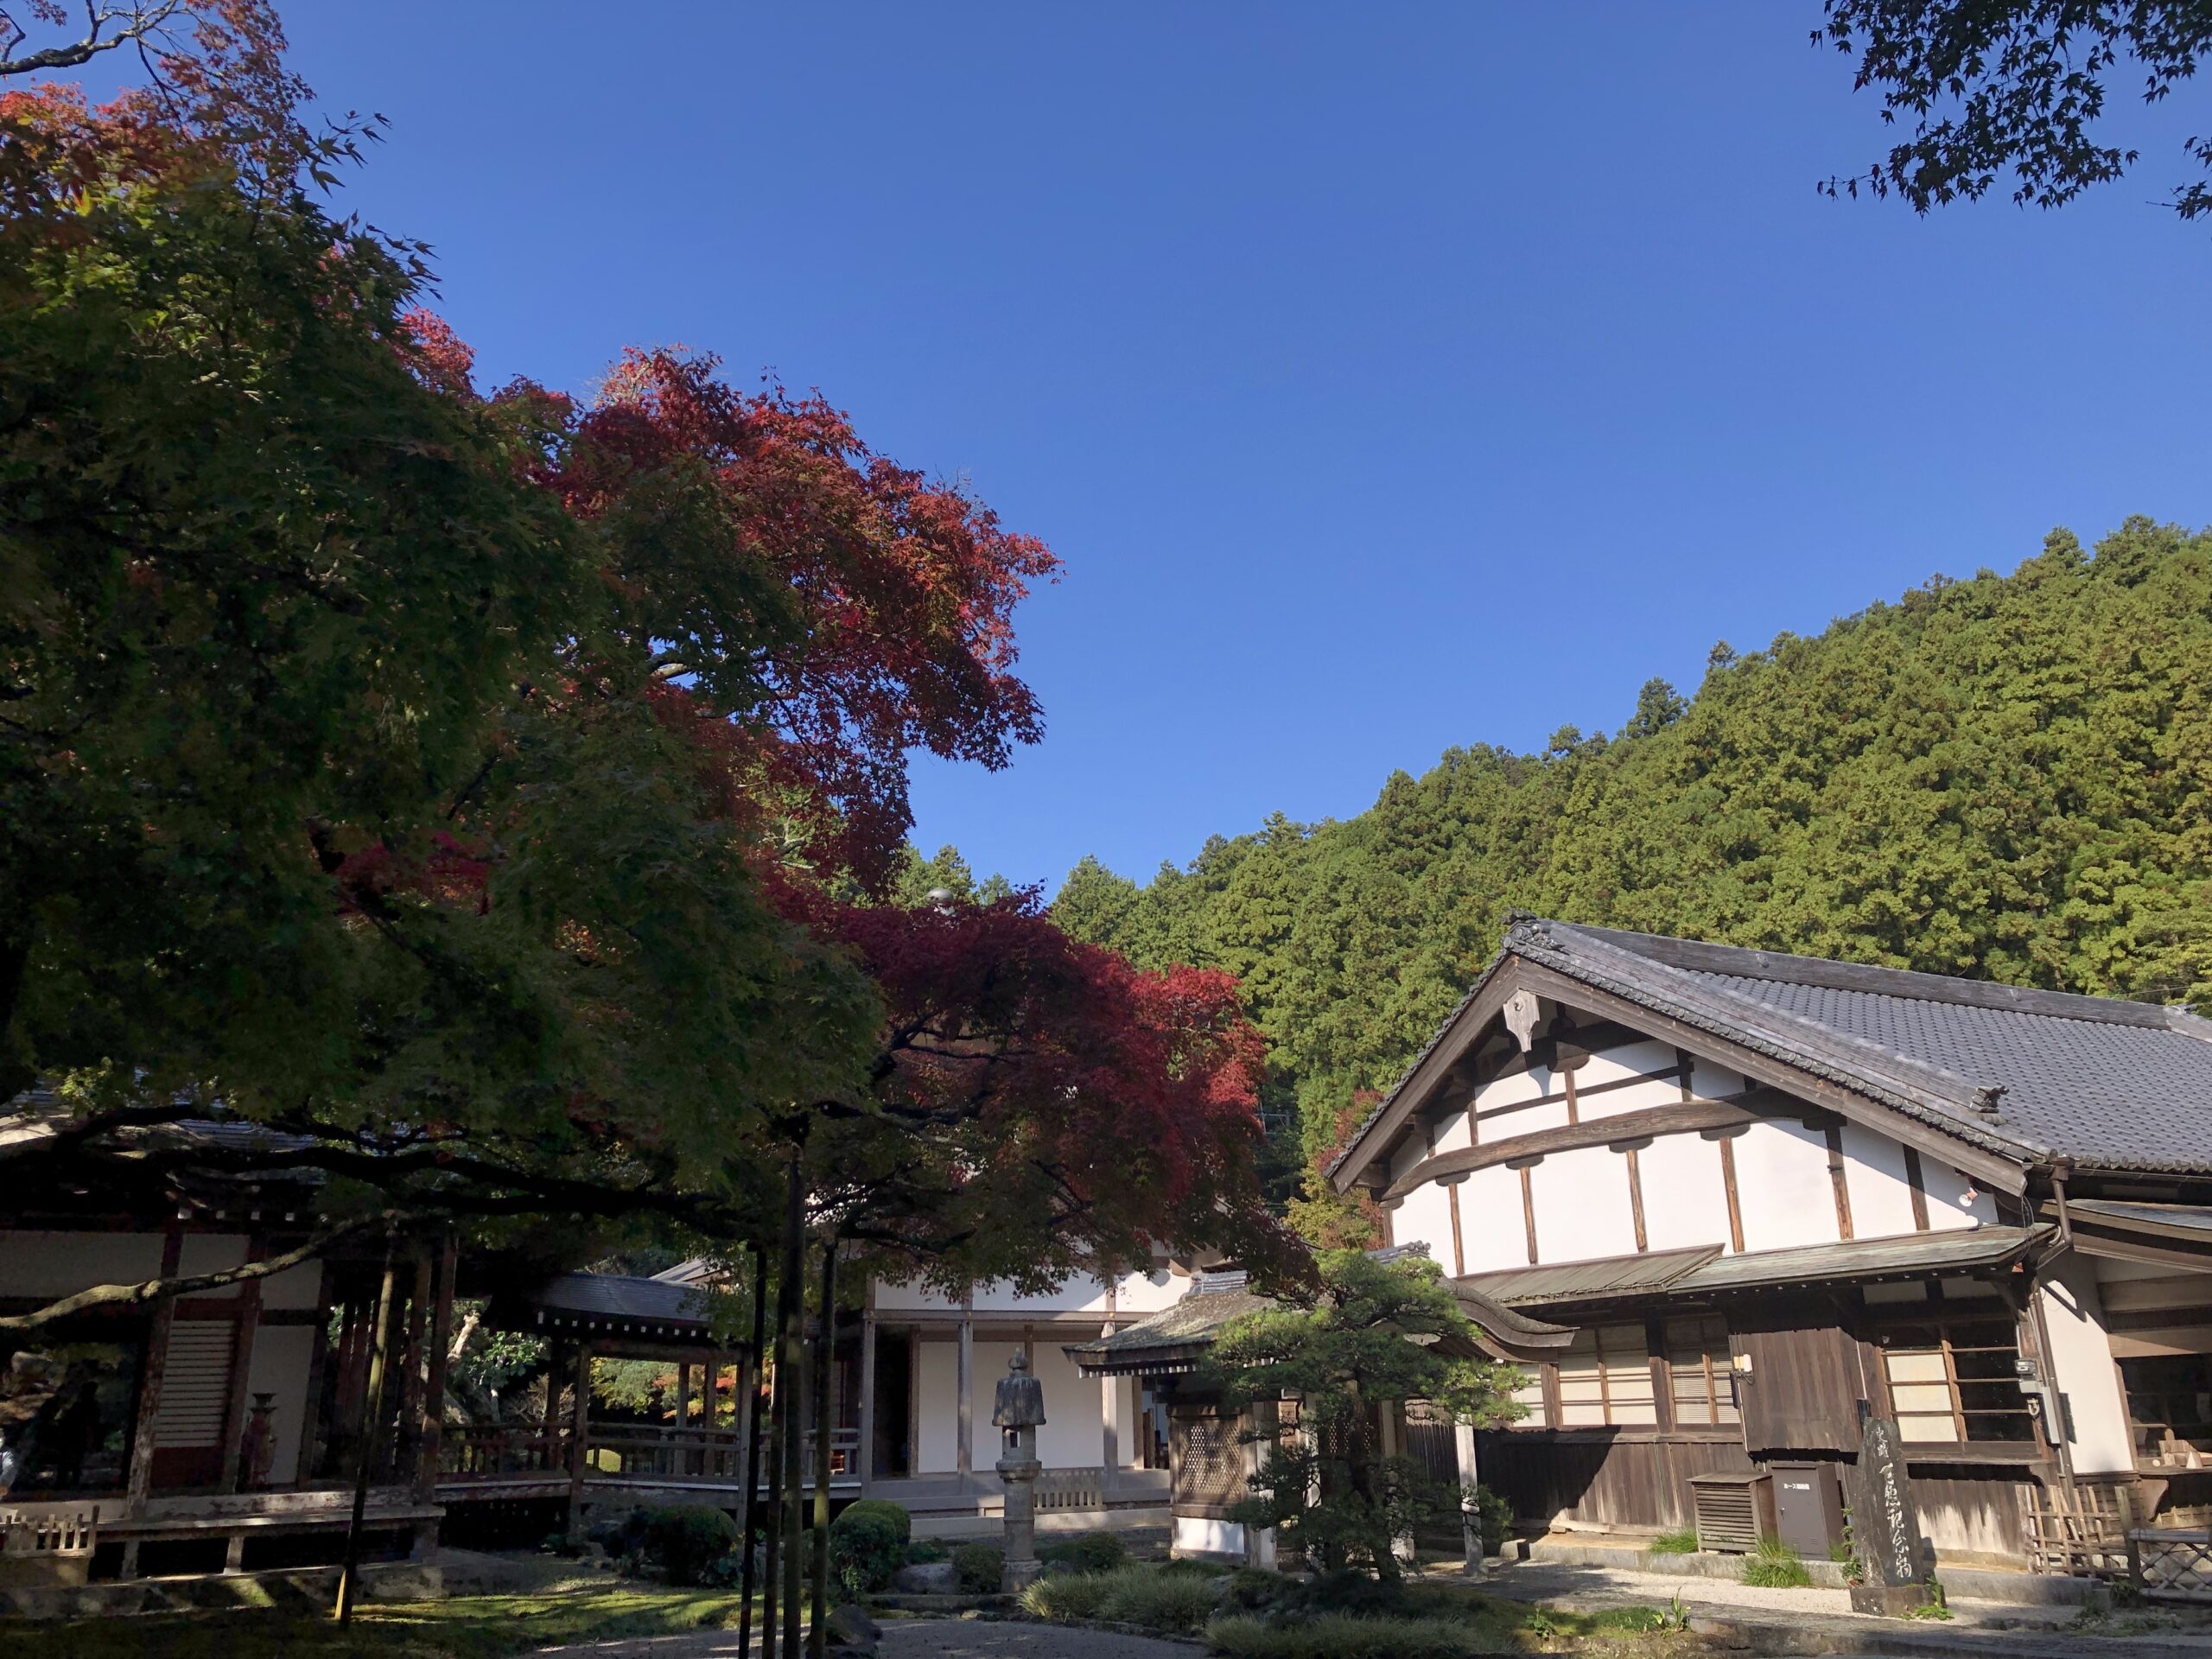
<box><xmin>269</xmin><ymin>3</ymin><xmax>2212</xmax><ymax>893</ymax></box>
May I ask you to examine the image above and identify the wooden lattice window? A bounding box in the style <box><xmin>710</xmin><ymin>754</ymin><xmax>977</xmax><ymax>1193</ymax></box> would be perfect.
<box><xmin>2121</xmin><ymin>1353</ymin><xmax>2212</xmax><ymax>1465</ymax></box>
<box><xmin>1665</xmin><ymin>1316</ymin><xmax>1739</xmax><ymax>1427</ymax></box>
<box><xmin>1172</xmin><ymin>1413</ymin><xmax>1246</xmax><ymax>1509</ymax></box>
<box><xmin>1557</xmin><ymin>1324</ymin><xmax>1656</xmax><ymax>1426</ymax></box>
<box><xmin>1878</xmin><ymin>1319</ymin><xmax>2032</xmax><ymax>1444</ymax></box>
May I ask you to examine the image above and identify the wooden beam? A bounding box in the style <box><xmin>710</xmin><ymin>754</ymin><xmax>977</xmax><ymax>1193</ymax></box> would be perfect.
<box><xmin>1904</xmin><ymin>1147</ymin><xmax>1932</xmax><ymax>1232</ymax></box>
<box><xmin>1626</xmin><ymin>1147</ymin><xmax>1649</xmax><ymax>1253</ymax></box>
<box><xmin>1825</xmin><ymin>1126</ymin><xmax>1856</xmax><ymax>1242</ymax></box>
<box><xmin>1719</xmin><ymin>1136</ymin><xmax>1745</xmax><ymax>1253</ymax></box>
<box><xmin>1383</xmin><ymin>1097</ymin><xmax>1770</xmax><ymax>1200</ymax></box>
<box><xmin>1447</xmin><ymin>1179</ymin><xmax>1466</xmax><ymax>1276</ymax></box>
<box><xmin>1520</xmin><ymin>1168</ymin><xmax>1539</xmax><ymax>1265</ymax></box>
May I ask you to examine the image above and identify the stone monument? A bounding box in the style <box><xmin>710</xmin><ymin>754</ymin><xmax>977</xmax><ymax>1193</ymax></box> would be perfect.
<box><xmin>1847</xmin><ymin>1403</ymin><xmax>1935</xmax><ymax>1615</ymax></box>
<box><xmin>992</xmin><ymin>1351</ymin><xmax>1046</xmax><ymax>1592</ymax></box>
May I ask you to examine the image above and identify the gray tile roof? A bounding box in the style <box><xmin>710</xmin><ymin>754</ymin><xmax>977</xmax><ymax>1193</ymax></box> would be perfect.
<box><xmin>1457</xmin><ymin>1245</ymin><xmax>1723</xmax><ymax>1308</ymax></box>
<box><xmin>1335</xmin><ymin>918</ymin><xmax>2212</xmax><ymax>1180</ymax></box>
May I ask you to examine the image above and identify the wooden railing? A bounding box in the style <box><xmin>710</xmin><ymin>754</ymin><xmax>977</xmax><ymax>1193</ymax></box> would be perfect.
<box><xmin>441</xmin><ymin>1426</ymin><xmax>569</xmax><ymax>1479</ymax></box>
<box><xmin>442</xmin><ymin>1422</ymin><xmax>862</xmax><ymax>1485</ymax></box>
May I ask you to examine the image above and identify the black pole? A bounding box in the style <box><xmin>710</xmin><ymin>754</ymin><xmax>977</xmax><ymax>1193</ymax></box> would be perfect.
<box><xmin>737</xmin><ymin>1241</ymin><xmax>770</xmax><ymax>1659</ymax></box>
<box><xmin>334</xmin><ymin>1234</ymin><xmax>397</xmax><ymax>1625</ymax></box>
<box><xmin>761</xmin><ymin>1328</ymin><xmax>785</xmax><ymax>1659</ymax></box>
<box><xmin>808</xmin><ymin>1232</ymin><xmax>838</xmax><ymax>1659</ymax></box>
<box><xmin>779</xmin><ymin>1158</ymin><xmax>806</xmax><ymax>1658</ymax></box>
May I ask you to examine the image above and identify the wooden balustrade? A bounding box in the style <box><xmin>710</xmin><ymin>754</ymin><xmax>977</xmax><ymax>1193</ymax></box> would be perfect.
<box><xmin>440</xmin><ymin>1421</ymin><xmax>862</xmax><ymax>1486</ymax></box>
<box><xmin>439</xmin><ymin>1425</ymin><xmax>569</xmax><ymax>1478</ymax></box>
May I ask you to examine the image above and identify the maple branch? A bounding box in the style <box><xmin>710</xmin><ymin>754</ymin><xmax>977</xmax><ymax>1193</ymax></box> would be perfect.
<box><xmin>0</xmin><ymin>1096</ymin><xmax>203</xmax><ymax>1165</ymax></box>
<box><xmin>0</xmin><ymin>2</ymin><xmax>184</xmax><ymax>79</ymax></box>
<box><xmin>0</xmin><ymin>1217</ymin><xmax>385</xmax><ymax>1333</ymax></box>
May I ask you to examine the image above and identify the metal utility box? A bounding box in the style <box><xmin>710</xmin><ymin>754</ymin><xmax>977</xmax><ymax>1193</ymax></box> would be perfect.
<box><xmin>1688</xmin><ymin>1471</ymin><xmax>1777</xmax><ymax>1553</ymax></box>
<box><xmin>1770</xmin><ymin>1460</ymin><xmax>1847</xmax><ymax>1558</ymax></box>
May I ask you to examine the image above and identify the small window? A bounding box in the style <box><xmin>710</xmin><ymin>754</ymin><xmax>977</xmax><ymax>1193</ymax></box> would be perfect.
<box><xmin>1878</xmin><ymin>1319</ymin><xmax>2032</xmax><ymax>1444</ymax></box>
<box><xmin>1557</xmin><ymin>1324</ymin><xmax>1656</xmax><ymax>1426</ymax></box>
<box><xmin>1665</xmin><ymin>1316</ymin><xmax>1738</xmax><ymax>1427</ymax></box>
<box><xmin>1509</xmin><ymin>1366</ymin><xmax>1548</xmax><ymax>1428</ymax></box>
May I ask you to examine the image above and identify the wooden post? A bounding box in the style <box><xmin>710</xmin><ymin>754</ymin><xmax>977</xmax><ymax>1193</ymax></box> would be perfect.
<box><xmin>415</xmin><ymin>1231</ymin><xmax>458</xmax><ymax>1513</ymax></box>
<box><xmin>118</xmin><ymin>1222</ymin><xmax>185</xmax><ymax>1579</ymax></box>
<box><xmin>335</xmin><ymin>1240</ymin><xmax>397</xmax><ymax>1625</ymax></box>
<box><xmin>1456</xmin><ymin>1419</ymin><xmax>1486</xmax><ymax>1577</ymax></box>
<box><xmin>857</xmin><ymin>1300</ymin><xmax>879</xmax><ymax>1494</ymax></box>
<box><xmin>676</xmin><ymin>1361</ymin><xmax>692</xmax><ymax>1475</ymax></box>
<box><xmin>219</xmin><ymin>1235</ymin><xmax>268</xmax><ymax>1498</ymax></box>
<box><xmin>956</xmin><ymin>1287</ymin><xmax>975</xmax><ymax>1487</ymax></box>
<box><xmin>779</xmin><ymin>1161</ymin><xmax>805</xmax><ymax>1659</ymax></box>
<box><xmin>395</xmin><ymin>1254</ymin><xmax>430</xmax><ymax>1482</ymax></box>
<box><xmin>295</xmin><ymin>1262</ymin><xmax>335</xmax><ymax>1487</ymax></box>
<box><xmin>565</xmin><ymin>1338</ymin><xmax>591</xmax><ymax>1545</ymax></box>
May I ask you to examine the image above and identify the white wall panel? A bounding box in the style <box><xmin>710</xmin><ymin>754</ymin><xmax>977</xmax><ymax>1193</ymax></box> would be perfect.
<box><xmin>1028</xmin><ymin>1341</ymin><xmax>1100</xmax><ymax>1470</ymax></box>
<box><xmin>2038</xmin><ymin>1256</ymin><xmax>2134</xmax><ymax>1475</ymax></box>
<box><xmin>916</xmin><ymin>1339</ymin><xmax>960</xmax><ymax>1472</ymax></box>
<box><xmin>1530</xmin><ymin>1148</ymin><xmax>1639</xmax><ymax>1264</ymax></box>
<box><xmin>1457</xmin><ymin>1167</ymin><xmax>1529</xmax><ymax>1276</ymax></box>
<box><xmin>1840</xmin><ymin>1127</ymin><xmax>1922</xmax><ymax>1242</ymax></box>
<box><xmin>0</xmin><ymin>1231</ymin><xmax>162</xmax><ymax>1299</ymax></box>
<box><xmin>1920</xmin><ymin>1159</ymin><xmax>2001</xmax><ymax>1230</ymax></box>
<box><xmin>1637</xmin><ymin>1134</ymin><xmax>1732</xmax><ymax>1254</ymax></box>
<box><xmin>1731</xmin><ymin>1121</ymin><xmax>1840</xmax><ymax>1252</ymax></box>
<box><xmin>244</xmin><ymin>1324</ymin><xmax>315</xmax><ymax>1485</ymax></box>
<box><xmin>1393</xmin><ymin>1183</ymin><xmax>1454</xmax><ymax>1268</ymax></box>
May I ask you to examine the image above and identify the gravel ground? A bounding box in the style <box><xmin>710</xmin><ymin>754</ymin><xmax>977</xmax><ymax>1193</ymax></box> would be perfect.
<box><xmin>1482</xmin><ymin>1557</ymin><xmax>1859</xmax><ymax>1618</ymax></box>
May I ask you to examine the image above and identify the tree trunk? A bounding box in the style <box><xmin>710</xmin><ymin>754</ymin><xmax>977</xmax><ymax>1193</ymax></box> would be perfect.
<box><xmin>779</xmin><ymin>1156</ymin><xmax>806</xmax><ymax>1658</ymax></box>
<box><xmin>335</xmin><ymin>1240</ymin><xmax>397</xmax><ymax>1624</ymax></box>
<box><xmin>810</xmin><ymin>1232</ymin><xmax>838</xmax><ymax>1658</ymax></box>
<box><xmin>738</xmin><ymin>1241</ymin><xmax>770</xmax><ymax>1659</ymax></box>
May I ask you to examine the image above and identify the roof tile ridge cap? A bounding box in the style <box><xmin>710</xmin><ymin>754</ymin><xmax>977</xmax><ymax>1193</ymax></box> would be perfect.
<box><xmin>1563</xmin><ymin>921</ymin><xmax>2182</xmax><ymax>1030</ymax></box>
<box><xmin>2164</xmin><ymin>1005</ymin><xmax>2212</xmax><ymax>1042</ymax></box>
<box><xmin>1543</xmin><ymin>925</ymin><xmax>2046</xmax><ymax>1149</ymax></box>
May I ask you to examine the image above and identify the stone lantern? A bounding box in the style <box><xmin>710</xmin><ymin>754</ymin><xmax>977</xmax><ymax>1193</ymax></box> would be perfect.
<box><xmin>991</xmin><ymin>1351</ymin><xmax>1046</xmax><ymax>1591</ymax></box>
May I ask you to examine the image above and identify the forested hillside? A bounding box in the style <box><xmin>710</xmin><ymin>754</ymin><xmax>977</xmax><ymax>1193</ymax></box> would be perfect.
<box><xmin>1052</xmin><ymin>518</ymin><xmax>2212</xmax><ymax>1157</ymax></box>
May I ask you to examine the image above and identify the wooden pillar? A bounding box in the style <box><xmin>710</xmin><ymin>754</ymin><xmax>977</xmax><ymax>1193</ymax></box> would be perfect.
<box><xmin>395</xmin><ymin>1254</ymin><xmax>430</xmax><ymax>1480</ymax></box>
<box><xmin>956</xmin><ymin>1287</ymin><xmax>975</xmax><ymax>1487</ymax></box>
<box><xmin>857</xmin><ymin>1304</ymin><xmax>879</xmax><ymax>1493</ymax></box>
<box><xmin>118</xmin><ymin>1223</ymin><xmax>185</xmax><ymax>1579</ymax></box>
<box><xmin>295</xmin><ymin>1263</ymin><xmax>335</xmax><ymax>1488</ymax></box>
<box><xmin>1245</xmin><ymin>1400</ymin><xmax>1280</xmax><ymax>1570</ymax></box>
<box><xmin>676</xmin><ymin>1361</ymin><xmax>692</xmax><ymax>1475</ymax></box>
<box><xmin>1100</xmin><ymin>1274</ymin><xmax>1121</xmax><ymax>1491</ymax></box>
<box><xmin>906</xmin><ymin>1329</ymin><xmax>922</xmax><ymax>1478</ymax></box>
<box><xmin>414</xmin><ymin>1231</ymin><xmax>457</xmax><ymax>1510</ymax></box>
<box><xmin>565</xmin><ymin>1338</ymin><xmax>592</xmax><ymax>1543</ymax></box>
<box><xmin>219</xmin><ymin>1235</ymin><xmax>268</xmax><ymax>1498</ymax></box>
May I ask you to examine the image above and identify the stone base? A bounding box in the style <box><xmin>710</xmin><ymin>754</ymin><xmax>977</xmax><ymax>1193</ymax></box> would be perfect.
<box><xmin>1001</xmin><ymin>1558</ymin><xmax>1042</xmax><ymax>1592</ymax></box>
<box><xmin>1848</xmin><ymin>1580</ymin><xmax>1932</xmax><ymax>1617</ymax></box>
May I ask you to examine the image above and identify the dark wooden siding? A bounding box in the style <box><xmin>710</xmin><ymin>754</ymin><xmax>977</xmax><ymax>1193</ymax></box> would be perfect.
<box><xmin>1732</xmin><ymin>1325</ymin><xmax>1866</xmax><ymax>1454</ymax></box>
<box><xmin>1476</xmin><ymin>1432</ymin><xmax>1754</xmax><ymax>1531</ymax></box>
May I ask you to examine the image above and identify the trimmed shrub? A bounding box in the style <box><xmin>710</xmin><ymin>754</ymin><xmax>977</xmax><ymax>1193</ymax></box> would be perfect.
<box><xmin>1743</xmin><ymin>1538</ymin><xmax>1812</xmax><ymax>1588</ymax></box>
<box><xmin>830</xmin><ymin>1499</ymin><xmax>912</xmax><ymax>1596</ymax></box>
<box><xmin>1039</xmin><ymin>1530</ymin><xmax>1128</xmax><ymax>1575</ymax></box>
<box><xmin>1096</xmin><ymin>1565</ymin><xmax>1222</xmax><ymax>1633</ymax></box>
<box><xmin>1023</xmin><ymin>1564</ymin><xmax>1224</xmax><ymax>1635</ymax></box>
<box><xmin>905</xmin><ymin>1538</ymin><xmax>948</xmax><ymax>1564</ymax></box>
<box><xmin>642</xmin><ymin>1504</ymin><xmax>742</xmax><ymax>1586</ymax></box>
<box><xmin>1020</xmin><ymin>1571</ymin><xmax>1113</xmax><ymax>1621</ymax></box>
<box><xmin>952</xmin><ymin>1541</ymin><xmax>1003</xmax><ymax>1593</ymax></box>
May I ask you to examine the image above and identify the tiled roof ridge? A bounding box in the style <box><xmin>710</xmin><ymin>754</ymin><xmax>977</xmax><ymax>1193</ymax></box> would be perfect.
<box><xmin>1516</xmin><ymin>920</ymin><xmax>2050</xmax><ymax>1160</ymax></box>
<box><xmin>1562</xmin><ymin>921</ymin><xmax>2212</xmax><ymax>1037</ymax></box>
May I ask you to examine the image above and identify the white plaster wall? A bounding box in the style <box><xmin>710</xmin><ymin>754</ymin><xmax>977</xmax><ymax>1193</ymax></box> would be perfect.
<box><xmin>1028</xmin><ymin>1342</ymin><xmax>1100</xmax><ymax>1470</ymax></box>
<box><xmin>1393</xmin><ymin>1182</ymin><xmax>1454</xmax><ymax>1268</ymax></box>
<box><xmin>0</xmin><ymin>1230</ymin><xmax>162</xmax><ymax>1297</ymax></box>
<box><xmin>1731</xmin><ymin>1121</ymin><xmax>1841</xmax><ymax>1252</ymax></box>
<box><xmin>259</xmin><ymin>1262</ymin><xmax>323</xmax><ymax>1313</ymax></box>
<box><xmin>1430</xmin><ymin>1105</ymin><xmax>1473</xmax><ymax>1155</ymax></box>
<box><xmin>1173</xmin><ymin>1515</ymin><xmax>1246</xmax><ymax>1559</ymax></box>
<box><xmin>1919</xmin><ymin>1160</ymin><xmax>2001</xmax><ymax>1231</ymax></box>
<box><xmin>874</xmin><ymin>1268</ymin><xmax>1192</xmax><ymax>1318</ymax></box>
<box><xmin>1530</xmin><ymin>1147</ymin><xmax>1638</xmax><ymax>1264</ymax></box>
<box><xmin>1457</xmin><ymin>1166</ymin><xmax>1529</xmax><ymax>1276</ymax></box>
<box><xmin>1840</xmin><ymin>1127</ymin><xmax>1922</xmax><ymax>1242</ymax></box>
<box><xmin>2037</xmin><ymin>1254</ymin><xmax>2135</xmax><ymax>1475</ymax></box>
<box><xmin>244</xmin><ymin>1324</ymin><xmax>315</xmax><ymax>1485</ymax></box>
<box><xmin>176</xmin><ymin>1234</ymin><xmax>248</xmax><ymax>1276</ymax></box>
<box><xmin>916</xmin><ymin>1340</ymin><xmax>960</xmax><ymax>1472</ymax></box>
<box><xmin>1683</xmin><ymin>1056</ymin><xmax>1745</xmax><ymax>1100</ymax></box>
<box><xmin>1637</xmin><ymin>1133</ymin><xmax>1733</xmax><ymax>1254</ymax></box>
<box><xmin>972</xmin><ymin>1339</ymin><xmax>1023</xmax><ymax>1457</ymax></box>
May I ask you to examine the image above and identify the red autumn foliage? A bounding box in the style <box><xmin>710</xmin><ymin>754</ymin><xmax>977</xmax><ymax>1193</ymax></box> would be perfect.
<box><xmin>781</xmin><ymin>884</ymin><xmax>1294</xmax><ymax>1282</ymax></box>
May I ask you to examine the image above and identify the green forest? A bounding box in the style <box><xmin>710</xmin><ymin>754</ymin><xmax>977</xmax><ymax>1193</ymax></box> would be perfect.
<box><xmin>1041</xmin><ymin>518</ymin><xmax>2212</xmax><ymax>1160</ymax></box>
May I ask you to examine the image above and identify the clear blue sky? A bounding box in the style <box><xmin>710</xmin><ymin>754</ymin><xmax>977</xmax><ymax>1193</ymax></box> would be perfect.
<box><xmin>271</xmin><ymin>3</ymin><xmax>2211</xmax><ymax>894</ymax></box>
